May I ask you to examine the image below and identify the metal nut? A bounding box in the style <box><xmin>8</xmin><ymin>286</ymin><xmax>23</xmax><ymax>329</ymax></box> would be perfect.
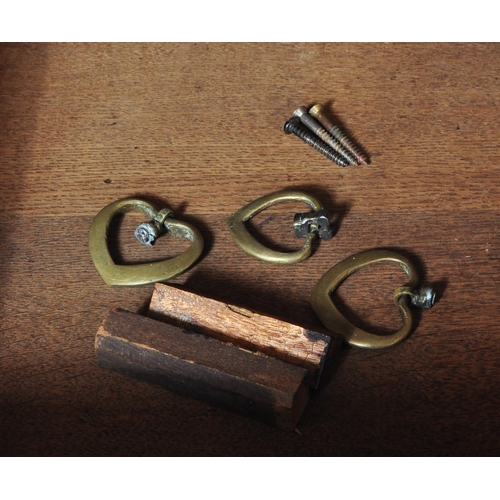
<box><xmin>135</xmin><ymin>222</ymin><xmax>161</xmax><ymax>246</ymax></box>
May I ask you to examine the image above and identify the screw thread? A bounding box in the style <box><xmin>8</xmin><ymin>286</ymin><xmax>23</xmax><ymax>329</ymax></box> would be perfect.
<box><xmin>309</xmin><ymin>104</ymin><xmax>368</xmax><ymax>165</ymax></box>
<box><xmin>329</xmin><ymin>126</ymin><xmax>368</xmax><ymax>165</ymax></box>
<box><xmin>293</xmin><ymin>107</ymin><xmax>358</xmax><ymax>166</ymax></box>
<box><xmin>313</xmin><ymin>127</ymin><xmax>359</xmax><ymax>166</ymax></box>
<box><xmin>284</xmin><ymin>118</ymin><xmax>349</xmax><ymax>167</ymax></box>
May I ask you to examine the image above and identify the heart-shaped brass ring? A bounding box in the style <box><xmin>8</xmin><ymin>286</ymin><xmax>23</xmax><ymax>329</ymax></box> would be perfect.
<box><xmin>227</xmin><ymin>190</ymin><xmax>334</xmax><ymax>264</ymax></box>
<box><xmin>309</xmin><ymin>249</ymin><xmax>435</xmax><ymax>349</ymax></box>
<box><xmin>89</xmin><ymin>198</ymin><xmax>204</xmax><ymax>286</ymax></box>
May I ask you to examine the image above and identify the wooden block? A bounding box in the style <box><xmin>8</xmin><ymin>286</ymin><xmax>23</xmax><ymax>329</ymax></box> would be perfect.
<box><xmin>148</xmin><ymin>283</ymin><xmax>332</xmax><ymax>388</ymax></box>
<box><xmin>95</xmin><ymin>309</ymin><xmax>310</xmax><ymax>430</ymax></box>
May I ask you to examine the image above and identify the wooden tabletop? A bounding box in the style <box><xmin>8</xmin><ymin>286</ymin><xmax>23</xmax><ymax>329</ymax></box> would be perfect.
<box><xmin>1</xmin><ymin>43</ymin><xmax>499</xmax><ymax>456</ymax></box>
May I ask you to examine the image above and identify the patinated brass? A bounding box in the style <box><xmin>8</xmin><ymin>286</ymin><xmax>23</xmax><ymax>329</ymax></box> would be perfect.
<box><xmin>227</xmin><ymin>190</ymin><xmax>331</xmax><ymax>264</ymax></box>
<box><xmin>89</xmin><ymin>198</ymin><xmax>204</xmax><ymax>286</ymax></box>
<box><xmin>310</xmin><ymin>249</ymin><xmax>435</xmax><ymax>349</ymax></box>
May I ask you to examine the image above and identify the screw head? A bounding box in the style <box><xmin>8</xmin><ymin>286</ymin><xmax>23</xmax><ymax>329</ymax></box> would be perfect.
<box><xmin>284</xmin><ymin>117</ymin><xmax>300</xmax><ymax>134</ymax></box>
<box><xmin>293</xmin><ymin>106</ymin><xmax>308</xmax><ymax>118</ymax></box>
<box><xmin>309</xmin><ymin>104</ymin><xmax>324</xmax><ymax>119</ymax></box>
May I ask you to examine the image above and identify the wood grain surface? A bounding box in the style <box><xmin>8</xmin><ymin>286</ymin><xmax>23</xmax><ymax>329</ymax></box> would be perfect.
<box><xmin>1</xmin><ymin>42</ymin><xmax>499</xmax><ymax>456</ymax></box>
<box><xmin>96</xmin><ymin>309</ymin><xmax>310</xmax><ymax>430</ymax></box>
<box><xmin>149</xmin><ymin>283</ymin><xmax>334</xmax><ymax>386</ymax></box>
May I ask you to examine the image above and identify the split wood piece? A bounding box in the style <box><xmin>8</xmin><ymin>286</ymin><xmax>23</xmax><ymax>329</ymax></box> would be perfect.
<box><xmin>95</xmin><ymin>308</ymin><xmax>310</xmax><ymax>430</ymax></box>
<box><xmin>148</xmin><ymin>283</ymin><xmax>334</xmax><ymax>388</ymax></box>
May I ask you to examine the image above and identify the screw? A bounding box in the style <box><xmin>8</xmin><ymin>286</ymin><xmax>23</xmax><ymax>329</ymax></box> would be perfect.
<box><xmin>293</xmin><ymin>106</ymin><xmax>358</xmax><ymax>166</ymax></box>
<box><xmin>134</xmin><ymin>208</ymin><xmax>173</xmax><ymax>246</ymax></box>
<box><xmin>309</xmin><ymin>104</ymin><xmax>368</xmax><ymax>165</ymax></box>
<box><xmin>284</xmin><ymin>117</ymin><xmax>350</xmax><ymax>167</ymax></box>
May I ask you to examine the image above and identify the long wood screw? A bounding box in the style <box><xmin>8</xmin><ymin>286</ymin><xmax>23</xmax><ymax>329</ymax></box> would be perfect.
<box><xmin>309</xmin><ymin>104</ymin><xmax>368</xmax><ymax>165</ymax></box>
<box><xmin>293</xmin><ymin>106</ymin><xmax>358</xmax><ymax>166</ymax></box>
<box><xmin>284</xmin><ymin>117</ymin><xmax>350</xmax><ymax>167</ymax></box>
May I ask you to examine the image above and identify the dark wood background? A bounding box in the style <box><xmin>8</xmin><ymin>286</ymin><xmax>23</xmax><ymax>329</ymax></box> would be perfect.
<box><xmin>1</xmin><ymin>43</ymin><xmax>499</xmax><ymax>456</ymax></box>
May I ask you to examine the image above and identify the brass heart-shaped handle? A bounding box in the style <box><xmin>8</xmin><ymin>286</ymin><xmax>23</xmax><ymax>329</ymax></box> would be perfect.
<box><xmin>309</xmin><ymin>249</ymin><xmax>435</xmax><ymax>349</ymax></box>
<box><xmin>227</xmin><ymin>190</ymin><xmax>333</xmax><ymax>264</ymax></box>
<box><xmin>89</xmin><ymin>198</ymin><xmax>204</xmax><ymax>286</ymax></box>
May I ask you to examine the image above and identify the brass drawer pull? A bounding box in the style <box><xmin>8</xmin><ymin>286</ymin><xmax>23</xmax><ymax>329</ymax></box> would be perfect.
<box><xmin>310</xmin><ymin>249</ymin><xmax>435</xmax><ymax>349</ymax></box>
<box><xmin>227</xmin><ymin>190</ymin><xmax>333</xmax><ymax>265</ymax></box>
<box><xmin>89</xmin><ymin>198</ymin><xmax>204</xmax><ymax>286</ymax></box>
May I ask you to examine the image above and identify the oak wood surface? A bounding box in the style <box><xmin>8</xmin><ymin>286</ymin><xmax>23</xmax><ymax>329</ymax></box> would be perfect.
<box><xmin>1</xmin><ymin>42</ymin><xmax>499</xmax><ymax>456</ymax></box>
